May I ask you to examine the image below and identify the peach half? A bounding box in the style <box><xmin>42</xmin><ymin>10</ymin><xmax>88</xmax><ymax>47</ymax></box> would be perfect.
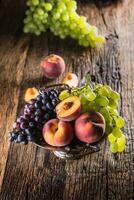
<box><xmin>24</xmin><ymin>87</ymin><xmax>39</xmax><ymax>102</ymax></box>
<box><xmin>56</xmin><ymin>96</ymin><xmax>81</xmax><ymax>121</ymax></box>
<box><xmin>75</xmin><ymin>112</ymin><xmax>105</xmax><ymax>143</ymax></box>
<box><xmin>63</xmin><ymin>73</ymin><xmax>79</xmax><ymax>87</ymax></box>
<box><xmin>42</xmin><ymin>119</ymin><xmax>74</xmax><ymax>147</ymax></box>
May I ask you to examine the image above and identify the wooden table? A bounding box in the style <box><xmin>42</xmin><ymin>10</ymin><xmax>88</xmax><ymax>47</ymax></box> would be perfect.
<box><xmin>0</xmin><ymin>0</ymin><xmax>134</xmax><ymax>199</ymax></box>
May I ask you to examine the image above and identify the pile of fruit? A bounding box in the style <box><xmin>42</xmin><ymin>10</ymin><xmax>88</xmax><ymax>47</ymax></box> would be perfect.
<box><xmin>23</xmin><ymin>0</ymin><xmax>105</xmax><ymax>47</ymax></box>
<box><xmin>9</xmin><ymin>55</ymin><xmax>126</xmax><ymax>154</ymax></box>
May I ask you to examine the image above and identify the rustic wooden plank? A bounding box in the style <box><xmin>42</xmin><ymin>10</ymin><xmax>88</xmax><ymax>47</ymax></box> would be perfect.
<box><xmin>0</xmin><ymin>0</ymin><xmax>134</xmax><ymax>199</ymax></box>
<box><xmin>0</xmin><ymin>0</ymin><xmax>30</xmax><ymax>190</ymax></box>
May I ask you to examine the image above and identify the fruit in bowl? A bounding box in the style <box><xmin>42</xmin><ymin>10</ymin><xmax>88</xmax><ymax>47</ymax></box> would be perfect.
<box><xmin>42</xmin><ymin>119</ymin><xmax>74</xmax><ymax>147</ymax></box>
<box><xmin>75</xmin><ymin>112</ymin><xmax>105</xmax><ymax>143</ymax></box>
<box><xmin>56</xmin><ymin>96</ymin><xmax>81</xmax><ymax>121</ymax></box>
<box><xmin>9</xmin><ymin>70</ymin><xmax>126</xmax><ymax>156</ymax></box>
<box><xmin>40</xmin><ymin>54</ymin><xmax>65</xmax><ymax>79</ymax></box>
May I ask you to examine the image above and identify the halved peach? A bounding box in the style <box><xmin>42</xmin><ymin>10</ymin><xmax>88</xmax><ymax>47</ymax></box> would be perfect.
<box><xmin>63</xmin><ymin>73</ymin><xmax>78</xmax><ymax>87</ymax></box>
<box><xmin>56</xmin><ymin>96</ymin><xmax>81</xmax><ymax>121</ymax></box>
<box><xmin>24</xmin><ymin>87</ymin><xmax>39</xmax><ymax>102</ymax></box>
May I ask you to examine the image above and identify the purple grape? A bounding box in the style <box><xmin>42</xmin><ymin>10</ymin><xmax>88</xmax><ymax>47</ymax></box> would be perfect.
<box><xmin>20</xmin><ymin>122</ymin><xmax>27</xmax><ymax>130</ymax></box>
<box><xmin>10</xmin><ymin>87</ymin><xmax>61</xmax><ymax>145</ymax></box>
<box><xmin>29</xmin><ymin>99</ymin><xmax>36</xmax><ymax>105</ymax></box>
<box><xmin>46</xmin><ymin>102</ymin><xmax>53</xmax><ymax>110</ymax></box>
<box><xmin>29</xmin><ymin>122</ymin><xmax>35</xmax><ymax>128</ymax></box>
<box><xmin>13</xmin><ymin>122</ymin><xmax>20</xmax><ymax>130</ymax></box>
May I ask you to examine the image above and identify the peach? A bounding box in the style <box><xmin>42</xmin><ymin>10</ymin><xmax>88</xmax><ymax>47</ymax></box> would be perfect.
<box><xmin>42</xmin><ymin>119</ymin><xmax>74</xmax><ymax>147</ymax></box>
<box><xmin>56</xmin><ymin>96</ymin><xmax>81</xmax><ymax>121</ymax></box>
<box><xmin>40</xmin><ymin>54</ymin><xmax>65</xmax><ymax>79</ymax></box>
<box><xmin>63</xmin><ymin>73</ymin><xmax>79</xmax><ymax>87</ymax></box>
<box><xmin>24</xmin><ymin>87</ymin><xmax>39</xmax><ymax>102</ymax></box>
<box><xmin>75</xmin><ymin>112</ymin><xmax>105</xmax><ymax>143</ymax></box>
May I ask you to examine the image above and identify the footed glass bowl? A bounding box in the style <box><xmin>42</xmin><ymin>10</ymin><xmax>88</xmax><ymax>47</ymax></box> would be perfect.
<box><xmin>33</xmin><ymin>84</ymin><xmax>104</xmax><ymax>159</ymax></box>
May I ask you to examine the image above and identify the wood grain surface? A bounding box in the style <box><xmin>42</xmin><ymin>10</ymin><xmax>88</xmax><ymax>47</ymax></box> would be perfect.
<box><xmin>0</xmin><ymin>0</ymin><xmax>134</xmax><ymax>199</ymax></box>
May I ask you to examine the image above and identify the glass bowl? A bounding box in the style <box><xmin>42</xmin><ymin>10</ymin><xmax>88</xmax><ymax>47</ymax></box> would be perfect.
<box><xmin>33</xmin><ymin>84</ymin><xmax>104</xmax><ymax>159</ymax></box>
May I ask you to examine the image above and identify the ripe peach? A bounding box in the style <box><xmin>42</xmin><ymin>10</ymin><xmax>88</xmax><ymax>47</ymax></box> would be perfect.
<box><xmin>56</xmin><ymin>96</ymin><xmax>81</xmax><ymax>121</ymax></box>
<box><xmin>40</xmin><ymin>54</ymin><xmax>65</xmax><ymax>79</ymax></box>
<box><xmin>63</xmin><ymin>73</ymin><xmax>79</xmax><ymax>87</ymax></box>
<box><xmin>42</xmin><ymin>119</ymin><xmax>74</xmax><ymax>147</ymax></box>
<box><xmin>75</xmin><ymin>112</ymin><xmax>105</xmax><ymax>143</ymax></box>
<box><xmin>24</xmin><ymin>87</ymin><xmax>39</xmax><ymax>102</ymax></box>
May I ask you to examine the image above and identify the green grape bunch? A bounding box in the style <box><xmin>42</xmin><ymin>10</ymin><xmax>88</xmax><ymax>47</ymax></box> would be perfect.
<box><xmin>59</xmin><ymin>77</ymin><xmax>126</xmax><ymax>154</ymax></box>
<box><xmin>23</xmin><ymin>0</ymin><xmax>105</xmax><ymax>47</ymax></box>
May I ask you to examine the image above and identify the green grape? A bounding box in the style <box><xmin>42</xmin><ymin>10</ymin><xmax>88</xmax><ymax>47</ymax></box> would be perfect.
<box><xmin>105</xmin><ymin>85</ymin><xmax>112</xmax><ymax>92</ymax></box>
<box><xmin>99</xmin><ymin>107</ymin><xmax>110</xmax><ymax>121</ymax></box>
<box><xmin>53</xmin><ymin>13</ymin><xmax>60</xmax><ymax>19</ymax></box>
<box><xmin>110</xmin><ymin>90</ymin><xmax>120</xmax><ymax>101</ymax></box>
<box><xmin>115</xmin><ymin>117</ymin><xmax>125</xmax><ymax>128</ymax></box>
<box><xmin>24</xmin><ymin>0</ymin><xmax>105</xmax><ymax>47</ymax></box>
<box><xmin>95</xmin><ymin>96</ymin><xmax>109</xmax><ymax>107</ymax></box>
<box><xmin>59</xmin><ymin>90</ymin><xmax>70</xmax><ymax>100</ymax></box>
<box><xmin>62</xmin><ymin>13</ymin><xmax>69</xmax><ymax>21</ymax></box>
<box><xmin>36</xmin><ymin>8</ymin><xmax>44</xmax><ymax>16</ymax></box>
<box><xmin>56</xmin><ymin>71</ymin><xmax>125</xmax><ymax>154</ymax></box>
<box><xmin>112</xmin><ymin>127</ymin><xmax>122</xmax><ymax>138</ymax></box>
<box><xmin>88</xmin><ymin>102</ymin><xmax>100</xmax><ymax>112</ymax></box>
<box><xmin>80</xmin><ymin>94</ymin><xmax>88</xmax><ymax>105</ymax></box>
<box><xmin>85</xmin><ymin>92</ymin><xmax>96</xmax><ymax>101</ymax></box>
<box><xmin>107</xmin><ymin>106</ymin><xmax>118</xmax><ymax>116</ymax></box>
<box><xmin>117</xmin><ymin>134</ymin><xmax>126</xmax><ymax>146</ymax></box>
<box><xmin>117</xmin><ymin>144</ymin><xmax>126</xmax><ymax>152</ymax></box>
<box><xmin>105</xmin><ymin>124</ymin><xmax>113</xmax><ymax>135</ymax></box>
<box><xmin>98</xmin><ymin>87</ymin><xmax>110</xmax><ymax>97</ymax></box>
<box><xmin>82</xmin><ymin>103</ymin><xmax>90</xmax><ymax>113</ymax></box>
<box><xmin>109</xmin><ymin>98</ymin><xmax>118</xmax><ymax>109</ymax></box>
<box><xmin>110</xmin><ymin>142</ymin><xmax>118</xmax><ymax>153</ymax></box>
<box><xmin>108</xmin><ymin>133</ymin><xmax>116</xmax><ymax>143</ymax></box>
<box><xmin>31</xmin><ymin>0</ymin><xmax>39</xmax><ymax>6</ymax></box>
<box><xmin>43</xmin><ymin>3</ymin><xmax>53</xmax><ymax>11</ymax></box>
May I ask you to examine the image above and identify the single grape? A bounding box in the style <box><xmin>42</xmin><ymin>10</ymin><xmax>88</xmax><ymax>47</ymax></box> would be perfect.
<box><xmin>31</xmin><ymin>0</ymin><xmax>39</xmax><ymax>6</ymax></box>
<box><xmin>80</xmin><ymin>94</ymin><xmax>88</xmax><ymax>105</ymax></box>
<box><xmin>109</xmin><ymin>90</ymin><xmax>120</xmax><ymax>101</ymax></box>
<box><xmin>85</xmin><ymin>92</ymin><xmax>96</xmax><ymax>101</ymax></box>
<box><xmin>110</xmin><ymin>142</ymin><xmax>118</xmax><ymax>153</ymax></box>
<box><xmin>112</xmin><ymin>127</ymin><xmax>122</xmax><ymax>138</ymax></box>
<box><xmin>98</xmin><ymin>86</ymin><xmax>110</xmax><ymax>97</ymax></box>
<box><xmin>43</xmin><ymin>3</ymin><xmax>53</xmax><ymax>11</ymax></box>
<box><xmin>109</xmin><ymin>98</ymin><xmax>118</xmax><ymax>109</ymax></box>
<box><xmin>59</xmin><ymin>90</ymin><xmax>70</xmax><ymax>100</ymax></box>
<box><xmin>115</xmin><ymin>117</ymin><xmax>125</xmax><ymax>128</ymax></box>
<box><xmin>117</xmin><ymin>144</ymin><xmax>126</xmax><ymax>152</ymax></box>
<box><xmin>108</xmin><ymin>133</ymin><xmax>116</xmax><ymax>143</ymax></box>
<box><xmin>95</xmin><ymin>96</ymin><xmax>109</xmax><ymax>107</ymax></box>
<box><xmin>117</xmin><ymin>134</ymin><xmax>126</xmax><ymax>146</ymax></box>
<box><xmin>99</xmin><ymin>107</ymin><xmax>110</xmax><ymax>121</ymax></box>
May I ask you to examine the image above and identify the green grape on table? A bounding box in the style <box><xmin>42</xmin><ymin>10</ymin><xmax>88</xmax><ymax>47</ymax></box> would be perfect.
<box><xmin>23</xmin><ymin>0</ymin><xmax>105</xmax><ymax>47</ymax></box>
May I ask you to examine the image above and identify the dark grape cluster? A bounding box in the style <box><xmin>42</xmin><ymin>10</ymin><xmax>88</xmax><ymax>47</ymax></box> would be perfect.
<box><xmin>9</xmin><ymin>88</ymin><xmax>60</xmax><ymax>144</ymax></box>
